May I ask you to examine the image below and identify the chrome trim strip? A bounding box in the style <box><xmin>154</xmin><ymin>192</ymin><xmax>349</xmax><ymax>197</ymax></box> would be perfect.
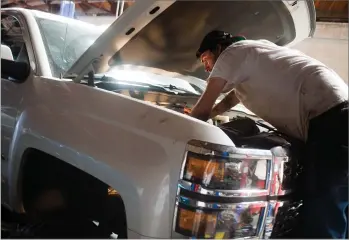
<box><xmin>270</xmin><ymin>146</ymin><xmax>289</xmax><ymax>159</ymax></box>
<box><xmin>186</xmin><ymin>140</ymin><xmax>273</xmax><ymax>160</ymax></box>
<box><xmin>270</xmin><ymin>147</ymin><xmax>293</xmax><ymax>196</ymax></box>
<box><xmin>186</xmin><ymin>139</ymin><xmax>236</xmax><ymax>153</ymax></box>
<box><xmin>179</xmin><ymin>151</ymin><xmax>188</xmax><ymax>181</ymax></box>
<box><xmin>172</xmin><ymin>202</ymin><xmax>179</xmax><ymax>232</ymax></box>
<box><xmin>178</xmin><ymin>179</ymin><xmax>270</xmax><ymax>197</ymax></box>
<box><xmin>229</xmin><ymin>148</ymin><xmax>273</xmax><ymax>159</ymax></box>
<box><xmin>270</xmin><ymin>189</ymin><xmax>293</xmax><ymax>197</ymax></box>
<box><xmin>265</xmin><ymin>158</ymin><xmax>272</xmax><ymax>194</ymax></box>
<box><xmin>263</xmin><ymin>200</ymin><xmax>285</xmax><ymax>239</ymax></box>
<box><xmin>177</xmin><ymin>195</ymin><xmax>268</xmax><ymax>210</ymax></box>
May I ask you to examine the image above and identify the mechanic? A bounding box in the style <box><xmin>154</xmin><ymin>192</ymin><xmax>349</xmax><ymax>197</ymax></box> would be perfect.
<box><xmin>190</xmin><ymin>30</ymin><xmax>348</xmax><ymax>238</ymax></box>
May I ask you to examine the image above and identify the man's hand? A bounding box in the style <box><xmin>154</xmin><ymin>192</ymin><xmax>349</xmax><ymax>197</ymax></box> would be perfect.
<box><xmin>190</xmin><ymin>77</ymin><xmax>227</xmax><ymax>121</ymax></box>
<box><xmin>209</xmin><ymin>90</ymin><xmax>240</xmax><ymax>118</ymax></box>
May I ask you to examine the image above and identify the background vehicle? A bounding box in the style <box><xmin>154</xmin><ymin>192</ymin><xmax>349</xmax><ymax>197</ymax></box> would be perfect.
<box><xmin>1</xmin><ymin>0</ymin><xmax>315</xmax><ymax>238</ymax></box>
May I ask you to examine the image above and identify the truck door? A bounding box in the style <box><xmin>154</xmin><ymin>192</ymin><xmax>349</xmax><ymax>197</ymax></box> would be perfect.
<box><xmin>1</xmin><ymin>13</ymin><xmax>36</xmax><ymax>204</ymax></box>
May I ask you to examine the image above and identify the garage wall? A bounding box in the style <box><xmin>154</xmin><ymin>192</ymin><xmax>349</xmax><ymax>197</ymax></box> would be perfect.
<box><xmin>292</xmin><ymin>22</ymin><xmax>348</xmax><ymax>83</ymax></box>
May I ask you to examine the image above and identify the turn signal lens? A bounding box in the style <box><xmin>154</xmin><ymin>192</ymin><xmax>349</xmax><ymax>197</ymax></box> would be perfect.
<box><xmin>183</xmin><ymin>152</ymin><xmax>242</xmax><ymax>190</ymax></box>
<box><xmin>185</xmin><ymin>156</ymin><xmax>225</xmax><ymax>182</ymax></box>
<box><xmin>177</xmin><ymin>208</ymin><xmax>218</xmax><ymax>238</ymax></box>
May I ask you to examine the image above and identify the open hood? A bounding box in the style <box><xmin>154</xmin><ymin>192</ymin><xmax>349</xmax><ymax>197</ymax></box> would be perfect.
<box><xmin>64</xmin><ymin>0</ymin><xmax>314</xmax><ymax>82</ymax></box>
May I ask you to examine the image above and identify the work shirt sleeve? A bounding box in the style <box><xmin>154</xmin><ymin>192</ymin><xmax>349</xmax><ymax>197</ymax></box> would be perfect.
<box><xmin>208</xmin><ymin>46</ymin><xmax>248</xmax><ymax>89</ymax></box>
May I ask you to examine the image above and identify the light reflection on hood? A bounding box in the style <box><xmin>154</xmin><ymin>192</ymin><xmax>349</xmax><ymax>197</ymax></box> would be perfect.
<box><xmin>103</xmin><ymin>65</ymin><xmax>201</xmax><ymax>95</ymax></box>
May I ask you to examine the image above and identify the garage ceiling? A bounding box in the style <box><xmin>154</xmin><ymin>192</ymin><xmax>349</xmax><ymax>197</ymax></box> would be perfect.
<box><xmin>315</xmin><ymin>0</ymin><xmax>348</xmax><ymax>22</ymax></box>
<box><xmin>1</xmin><ymin>0</ymin><xmax>348</xmax><ymax>22</ymax></box>
<box><xmin>1</xmin><ymin>0</ymin><xmax>134</xmax><ymax>16</ymax></box>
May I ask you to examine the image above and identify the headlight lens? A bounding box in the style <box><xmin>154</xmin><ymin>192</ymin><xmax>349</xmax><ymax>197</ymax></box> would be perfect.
<box><xmin>183</xmin><ymin>153</ymin><xmax>225</xmax><ymax>187</ymax></box>
<box><xmin>177</xmin><ymin>208</ymin><xmax>217</xmax><ymax>237</ymax></box>
<box><xmin>175</xmin><ymin>199</ymin><xmax>267</xmax><ymax>239</ymax></box>
<box><xmin>183</xmin><ymin>151</ymin><xmax>269</xmax><ymax>190</ymax></box>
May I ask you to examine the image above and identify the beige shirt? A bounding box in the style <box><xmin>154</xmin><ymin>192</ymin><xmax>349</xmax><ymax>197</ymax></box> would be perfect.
<box><xmin>209</xmin><ymin>40</ymin><xmax>348</xmax><ymax>141</ymax></box>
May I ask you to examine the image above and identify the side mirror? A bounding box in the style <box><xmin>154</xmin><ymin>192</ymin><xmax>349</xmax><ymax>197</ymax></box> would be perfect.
<box><xmin>1</xmin><ymin>44</ymin><xmax>14</xmax><ymax>61</ymax></box>
<box><xmin>1</xmin><ymin>59</ymin><xmax>30</xmax><ymax>82</ymax></box>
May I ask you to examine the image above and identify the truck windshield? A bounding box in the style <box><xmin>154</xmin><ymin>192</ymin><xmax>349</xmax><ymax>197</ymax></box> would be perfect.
<box><xmin>35</xmin><ymin>16</ymin><xmax>103</xmax><ymax>78</ymax></box>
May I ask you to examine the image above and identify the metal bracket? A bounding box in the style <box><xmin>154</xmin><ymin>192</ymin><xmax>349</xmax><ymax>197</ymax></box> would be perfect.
<box><xmin>72</xmin><ymin>58</ymin><xmax>101</xmax><ymax>83</ymax></box>
<box><xmin>87</xmin><ymin>70</ymin><xmax>95</xmax><ymax>87</ymax></box>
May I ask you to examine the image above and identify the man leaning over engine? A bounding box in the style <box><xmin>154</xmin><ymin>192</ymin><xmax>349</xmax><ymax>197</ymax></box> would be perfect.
<box><xmin>190</xmin><ymin>30</ymin><xmax>348</xmax><ymax>239</ymax></box>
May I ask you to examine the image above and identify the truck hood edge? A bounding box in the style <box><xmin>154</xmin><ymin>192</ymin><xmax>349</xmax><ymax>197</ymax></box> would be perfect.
<box><xmin>64</xmin><ymin>0</ymin><xmax>309</xmax><ymax>82</ymax></box>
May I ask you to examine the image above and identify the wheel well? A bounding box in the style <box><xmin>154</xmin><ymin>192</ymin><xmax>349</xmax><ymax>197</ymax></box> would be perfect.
<box><xmin>20</xmin><ymin>148</ymin><xmax>128</xmax><ymax>238</ymax></box>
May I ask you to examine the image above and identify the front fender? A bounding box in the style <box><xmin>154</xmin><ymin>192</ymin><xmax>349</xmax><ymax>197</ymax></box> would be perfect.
<box><xmin>8</xmin><ymin>107</ymin><xmax>185</xmax><ymax>238</ymax></box>
<box><xmin>8</xmin><ymin>110</ymin><xmax>145</xmax><ymax>234</ymax></box>
<box><xmin>8</xmin><ymin>77</ymin><xmax>234</xmax><ymax>237</ymax></box>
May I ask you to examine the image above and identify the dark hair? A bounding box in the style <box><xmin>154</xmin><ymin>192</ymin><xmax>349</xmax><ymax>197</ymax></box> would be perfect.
<box><xmin>196</xmin><ymin>30</ymin><xmax>246</xmax><ymax>58</ymax></box>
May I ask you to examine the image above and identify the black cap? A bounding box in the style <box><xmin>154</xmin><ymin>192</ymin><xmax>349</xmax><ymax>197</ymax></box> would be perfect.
<box><xmin>196</xmin><ymin>30</ymin><xmax>246</xmax><ymax>58</ymax></box>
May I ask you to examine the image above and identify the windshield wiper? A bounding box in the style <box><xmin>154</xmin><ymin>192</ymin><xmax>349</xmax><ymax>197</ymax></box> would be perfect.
<box><xmin>162</xmin><ymin>84</ymin><xmax>179</xmax><ymax>90</ymax></box>
<box><xmin>160</xmin><ymin>84</ymin><xmax>200</xmax><ymax>95</ymax></box>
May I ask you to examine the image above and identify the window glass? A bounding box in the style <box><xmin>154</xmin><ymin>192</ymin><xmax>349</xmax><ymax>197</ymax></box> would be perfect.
<box><xmin>35</xmin><ymin>16</ymin><xmax>103</xmax><ymax>77</ymax></box>
<box><xmin>1</xmin><ymin>14</ymin><xmax>29</xmax><ymax>64</ymax></box>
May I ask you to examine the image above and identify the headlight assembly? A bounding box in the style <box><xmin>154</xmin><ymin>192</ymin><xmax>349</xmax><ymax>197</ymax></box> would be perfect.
<box><xmin>173</xmin><ymin>140</ymin><xmax>291</xmax><ymax>239</ymax></box>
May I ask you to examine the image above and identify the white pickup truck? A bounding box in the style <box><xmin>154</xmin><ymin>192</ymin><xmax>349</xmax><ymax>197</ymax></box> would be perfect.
<box><xmin>1</xmin><ymin>0</ymin><xmax>315</xmax><ymax>238</ymax></box>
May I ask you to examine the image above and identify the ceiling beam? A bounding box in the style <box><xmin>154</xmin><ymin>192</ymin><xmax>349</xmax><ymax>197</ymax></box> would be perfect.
<box><xmin>107</xmin><ymin>0</ymin><xmax>116</xmax><ymax>15</ymax></box>
<box><xmin>79</xmin><ymin>1</ymin><xmax>91</xmax><ymax>13</ymax></box>
<box><xmin>314</xmin><ymin>0</ymin><xmax>348</xmax><ymax>22</ymax></box>
<box><xmin>86</xmin><ymin>1</ymin><xmax>112</xmax><ymax>14</ymax></box>
<box><xmin>26</xmin><ymin>0</ymin><xmax>46</xmax><ymax>6</ymax></box>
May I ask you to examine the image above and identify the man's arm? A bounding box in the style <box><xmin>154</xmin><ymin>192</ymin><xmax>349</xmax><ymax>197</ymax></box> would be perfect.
<box><xmin>190</xmin><ymin>77</ymin><xmax>227</xmax><ymax>121</ymax></box>
<box><xmin>209</xmin><ymin>90</ymin><xmax>240</xmax><ymax>118</ymax></box>
<box><xmin>191</xmin><ymin>46</ymin><xmax>247</xmax><ymax>121</ymax></box>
